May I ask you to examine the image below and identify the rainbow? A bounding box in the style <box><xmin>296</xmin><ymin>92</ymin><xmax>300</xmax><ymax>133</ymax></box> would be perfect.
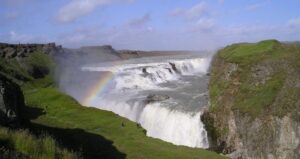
<box><xmin>81</xmin><ymin>60</ymin><xmax>126</xmax><ymax>106</ymax></box>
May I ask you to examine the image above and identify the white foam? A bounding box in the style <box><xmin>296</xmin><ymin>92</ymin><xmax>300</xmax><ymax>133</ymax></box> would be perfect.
<box><xmin>91</xmin><ymin>97</ymin><xmax>208</xmax><ymax>148</ymax></box>
<box><xmin>139</xmin><ymin>103</ymin><xmax>208</xmax><ymax>148</ymax></box>
<box><xmin>82</xmin><ymin>57</ymin><xmax>210</xmax><ymax>91</ymax></box>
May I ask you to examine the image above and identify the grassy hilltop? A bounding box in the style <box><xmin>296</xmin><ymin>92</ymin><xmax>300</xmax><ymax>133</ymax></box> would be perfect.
<box><xmin>210</xmin><ymin>39</ymin><xmax>300</xmax><ymax>117</ymax></box>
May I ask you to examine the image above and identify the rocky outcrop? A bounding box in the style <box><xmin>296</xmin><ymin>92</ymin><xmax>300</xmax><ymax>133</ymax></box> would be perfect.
<box><xmin>0</xmin><ymin>43</ymin><xmax>62</xmax><ymax>80</ymax></box>
<box><xmin>202</xmin><ymin>110</ymin><xmax>300</xmax><ymax>159</ymax></box>
<box><xmin>0</xmin><ymin>43</ymin><xmax>56</xmax><ymax>125</ymax></box>
<box><xmin>145</xmin><ymin>94</ymin><xmax>170</xmax><ymax>104</ymax></box>
<box><xmin>204</xmin><ymin>40</ymin><xmax>300</xmax><ymax>159</ymax></box>
<box><xmin>0</xmin><ymin>74</ymin><xmax>25</xmax><ymax>126</ymax></box>
<box><xmin>0</xmin><ymin>43</ymin><xmax>58</xmax><ymax>59</ymax></box>
<box><xmin>71</xmin><ymin>45</ymin><xmax>121</xmax><ymax>63</ymax></box>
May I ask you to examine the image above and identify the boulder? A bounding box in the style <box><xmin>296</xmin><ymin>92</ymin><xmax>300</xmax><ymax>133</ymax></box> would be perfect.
<box><xmin>169</xmin><ymin>62</ymin><xmax>180</xmax><ymax>74</ymax></box>
<box><xmin>145</xmin><ymin>94</ymin><xmax>170</xmax><ymax>104</ymax></box>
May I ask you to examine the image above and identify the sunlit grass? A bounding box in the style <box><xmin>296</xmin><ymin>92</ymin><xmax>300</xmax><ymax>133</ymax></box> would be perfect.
<box><xmin>210</xmin><ymin>40</ymin><xmax>300</xmax><ymax>118</ymax></box>
<box><xmin>23</xmin><ymin>85</ymin><xmax>228</xmax><ymax>159</ymax></box>
<box><xmin>0</xmin><ymin>127</ymin><xmax>78</xmax><ymax>159</ymax></box>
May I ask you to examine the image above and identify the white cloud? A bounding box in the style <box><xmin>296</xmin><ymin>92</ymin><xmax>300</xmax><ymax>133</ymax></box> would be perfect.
<box><xmin>186</xmin><ymin>2</ymin><xmax>207</xmax><ymax>20</ymax></box>
<box><xmin>169</xmin><ymin>2</ymin><xmax>208</xmax><ymax>21</ymax></box>
<box><xmin>56</xmin><ymin>0</ymin><xmax>134</xmax><ymax>23</ymax></box>
<box><xmin>52</xmin><ymin>20</ymin><xmax>300</xmax><ymax>51</ymax></box>
<box><xmin>288</xmin><ymin>17</ymin><xmax>300</xmax><ymax>28</ymax></box>
<box><xmin>57</xmin><ymin>0</ymin><xmax>111</xmax><ymax>23</ymax></box>
<box><xmin>169</xmin><ymin>2</ymin><xmax>215</xmax><ymax>33</ymax></box>
<box><xmin>195</xmin><ymin>18</ymin><xmax>215</xmax><ymax>30</ymax></box>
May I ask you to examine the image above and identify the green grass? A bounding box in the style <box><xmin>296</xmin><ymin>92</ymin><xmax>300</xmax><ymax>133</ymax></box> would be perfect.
<box><xmin>0</xmin><ymin>47</ymin><xmax>80</xmax><ymax>158</ymax></box>
<box><xmin>206</xmin><ymin>39</ymin><xmax>300</xmax><ymax>147</ymax></box>
<box><xmin>22</xmin><ymin>84</ymin><xmax>228</xmax><ymax>159</ymax></box>
<box><xmin>233</xmin><ymin>71</ymin><xmax>286</xmax><ymax>116</ymax></box>
<box><xmin>0</xmin><ymin>126</ymin><xmax>78</xmax><ymax>159</ymax></box>
<box><xmin>0</xmin><ymin>58</ymin><xmax>33</xmax><ymax>82</ymax></box>
<box><xmin>0</xmin><ymin>49</ymin><xmax>55</xmax><ymax>83</ymax></box>
<box><xmin>209</xmin><ymin>39</ymin><xmax>300</xmax><ymax>118</ymax></box>
<box><xmin>25</xmin><ymin>50</ymin><xmax>56</xmax><ymax>76</ymax></box>
<box><xmin>219</xmin><ymin>39</ymin><xmax>282</xmax><ymax>65</ymax></box>
<box><xmin>209</xmin><ymin>79</ymin><xmax>229</xmax><ymax>111</ymax></box>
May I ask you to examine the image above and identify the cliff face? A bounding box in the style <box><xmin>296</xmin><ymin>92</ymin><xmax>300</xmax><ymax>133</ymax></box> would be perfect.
<box><xmin>203</xmin><ymin>40</ymin><xmax>300</xmax><ymax>159</ymax></box>
<box><xmin>0</xmin><ymin>43</ymin><xmax>59</xmax><ymax>125</ymax></box>
<box><xmin>0</xmin><ymin>74</ymin><xmax>25</xmax><ymax>126</ymax></box>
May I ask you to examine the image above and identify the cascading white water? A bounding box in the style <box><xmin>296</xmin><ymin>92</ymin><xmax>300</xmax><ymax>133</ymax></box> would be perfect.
<box><xmin>81</xmin><ymin>56</ymin><xmax>211</xmax><ymax>148</ymax></box>
<box><xmin>139</xmin><ymin>103</ymin><xmax>208</xmax><ymax>148</ymax></box>
<box><xmin>82</xmin><ymin>58</ymin><xmax>210</xmax><ymax>91</ymax></box>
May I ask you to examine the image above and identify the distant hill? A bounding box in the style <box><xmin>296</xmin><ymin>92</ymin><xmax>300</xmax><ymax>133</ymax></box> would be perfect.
<box><xmin>118</xmin><ymin>50</ymin><xmax>210</xmax><ymax>59</ymax></box>
<box><xmin>60</xmin><ymin>45</ymin><xmax>209</xmax><ymax>64</ymax></box>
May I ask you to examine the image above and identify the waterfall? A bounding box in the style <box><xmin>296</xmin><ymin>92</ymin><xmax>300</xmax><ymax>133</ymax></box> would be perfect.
<box><xmin>79</xmin><ymin>56</ymin><xmax>211</xmax><ymax>148</ymax></box>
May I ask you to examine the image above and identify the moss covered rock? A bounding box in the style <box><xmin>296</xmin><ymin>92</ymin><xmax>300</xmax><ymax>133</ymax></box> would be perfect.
<box><xmin>204</xmin><ymin>40</ymin><xmax>300</xmax><ymax>159</ymax></box>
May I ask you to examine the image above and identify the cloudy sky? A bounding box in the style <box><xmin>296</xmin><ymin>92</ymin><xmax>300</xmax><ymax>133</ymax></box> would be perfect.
<box><xmin>0</xmin><ymin>0</ymin><xmax>300</xmax><ymax>50</ymax></box>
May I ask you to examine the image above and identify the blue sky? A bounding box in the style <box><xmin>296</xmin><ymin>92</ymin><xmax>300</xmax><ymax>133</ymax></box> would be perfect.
<box><xmin>0</xmin><ymin>0</ymin><xmax>300</xmax><ymax>50</ymax></box>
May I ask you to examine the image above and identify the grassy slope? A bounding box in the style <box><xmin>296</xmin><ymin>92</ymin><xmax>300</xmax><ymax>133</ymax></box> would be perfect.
<box><xmin>0</xmin><ymin>127</ymin><xmax>77</xmax><ymax>159</ymax></box>
<box><xmin>22</xmin><ymin>80</ymin><xmax>227</xmax><ymax>159</ymax></box>
<box><xmin>210</xmin><ymin>39</ymin><xmax>300</xmax><ymax>117</ymax></box>
<box><xmin>0</xmin><ymin>46</ymin><xmax>228</xmax><ymax>158</ymax></box>
<box><xmin>0</xmin><ymin>49</ymin><xmax>79</xmax><ymax>158</ymax></box>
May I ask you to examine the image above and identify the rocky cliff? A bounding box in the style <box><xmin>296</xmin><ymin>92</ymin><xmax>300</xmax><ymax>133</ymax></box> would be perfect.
<box><xmin>0</xmin><ymin>43</ymin><xmax>59</xmax><ymax>81</ymax></box>
<box><xmin>0</xmin><ymin>43</ymin><xmax>58</xmax><ymax>125</ymax></box>
<box><xmin>0</xmin><ymin>43</ymin><xmax>57</xmax><ymax>58</ymax></box>
<box><xmin>203</xmin><ymin>40</ymin><xmax>300</xmax><ymax>159</ymax></box>
<box><xmin>0</xmin><ymin>74</ymin><xmax>25</xmax><ymax>126</ymax></box>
